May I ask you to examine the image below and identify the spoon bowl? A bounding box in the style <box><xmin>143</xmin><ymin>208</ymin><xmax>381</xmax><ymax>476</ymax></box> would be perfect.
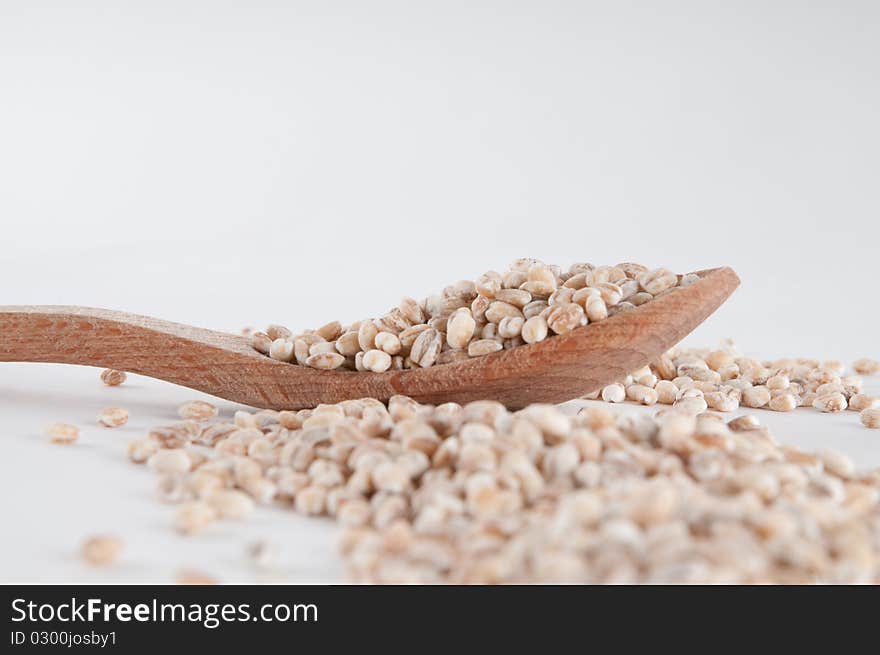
<box><xmin>0</xmin><ymin>267</ymin><xmax>739</xmax><ymax>409</ymax></box>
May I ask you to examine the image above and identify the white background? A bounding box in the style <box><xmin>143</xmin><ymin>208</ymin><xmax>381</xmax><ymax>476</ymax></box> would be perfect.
<box><xmin>1</xmin><ymin>1</ymin><xmax>878</xmax><ymax>582</ymax></box>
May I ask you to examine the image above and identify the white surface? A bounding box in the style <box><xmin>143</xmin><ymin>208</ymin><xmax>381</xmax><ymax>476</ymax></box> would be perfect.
<box><xmin>0</xmin><ymin>364</ymin><xmax>343</xmax><ymax>584</ymax></box>
<box><xmin>1</xmin><ymin>1</ymin><xmax>879</xmax><ymax>582</ymax></box>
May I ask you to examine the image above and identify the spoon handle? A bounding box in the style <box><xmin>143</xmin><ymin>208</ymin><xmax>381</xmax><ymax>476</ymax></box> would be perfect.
<box><xmin>0</xmin><ymin>305</ymin><xmax>255</xmax><ymax>393</ymax></box>
<box><xmin>0</xmin><ymin>305</ymin><xmax>399</xmax><ymax>408</ymax></box>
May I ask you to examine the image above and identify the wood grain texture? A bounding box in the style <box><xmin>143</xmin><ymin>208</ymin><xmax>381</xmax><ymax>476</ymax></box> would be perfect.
<box><xmin>0</xmin><ymin>267</ymin><xmax>739</xmax><ymax>410</ymax></box>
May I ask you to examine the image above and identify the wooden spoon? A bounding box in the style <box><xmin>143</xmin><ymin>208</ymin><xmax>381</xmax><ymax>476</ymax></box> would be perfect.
<box><xmin>0</xmin><ymin>267</ymin><xmax>739</xmax><ymax>410</ymax></box>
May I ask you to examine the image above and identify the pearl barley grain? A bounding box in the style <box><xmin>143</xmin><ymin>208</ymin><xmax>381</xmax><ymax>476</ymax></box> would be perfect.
<box><xmin>269</xmin><ymin>338</ymin><xmax>294</xmax><ymax>362</ymax></box>
<box><xmin>812</xmin><ymin>392</ymin><xmax>847</xmax><ymax>413</ymax></box>
<box><xmin>149</xmin><ymin>449</ymin><xmax>192</xmax><ymax>475</ymax></box>
<box><xmin>447</xmin><ymin>308</ymin><xmax>477</xmax><ymax>349</ymax></box>
<box><xmin>363</xmin><ymin>349</ymin><xmax>392</xmax><ymax>372</ymax></box>
<box><xmin>468</xmin><ymin>339</ymin><xmax>503</xmax><ymax>357</ymax></box>
<box><xmin>521</xmin><ymin>316</ymin><xmax>549</xmax><ymax>344</ymax></box>
<box><xmin>100</xmin><ymin>369</ymin><xmax>126</xmax><ymax>386</ymax></box>
<box><xmin>853</xmin><ymin>358</ymin><xmax>880</xmax><ymax>375</ymax></box>
<box><xmin>742</xmin><ymin>386</ymin><xmax>771</xmax><ymax>409</ymax></box>
<box><xmin>127</xmin><ymin>438</ymin><xmax>158</xmax><ymax>463</ymax></box>
<box><xmin>46</xmin><ymin>423</ymin><xmax>80</xmax><ymax>444</ymax></box>
<box><xmin>411</xmin><ymin>329</ymin><xmax>443</xmax><ymax>367</ymax></box>
<box><xmin>545</xmin><ymin>303</ymin><xmax>586</xmax><ymax>335</ymax></box>
<box><xmin>295</xmin><ymin>486</ymin><xmax>326</xmax><ymax>516</ymax></box>
<box><xmin>498</xmin><ymin>316</ymin><xmax>525</xmax><ymax>339</ymax></box>
<box><xmin>178</xmin><ymin>401</ymin><xmax>218</xmax><ymax>421</ymax></box>
<box><xmin>626</xmin><ymin>384</ymin><xmax>658</xmax><ymax>405</ymax></box>
<box><xmin>176</xmin><ymin>569</ymin><xmax>218</xmax><ymax>585</ymax></box>
<box><xmin>601</xmin><ymin>384</ymin><xmax>626</xmax><ymax>403</ymax></box>
<box><xmin>174</xmin><ymin>501</ymin><xmax>217</xmax><ymax>535</ymax></box>
<box><xmin>374</xmin><ymin>332</ymin><xmax>402</xmax><ymax>355</ymax></box>
<box><xmin>98</xmin><ymin>407</ymin><xmax>129</xmax><ymax>427</ymax></box>
<box><xmin>655</xmin><ymin>381</ymin><xmax>678</xmax><ymax>405</ymax></box>
<box><xmin>769</xmin><ymin>393</ymin><xmax>798</xmax><ymax>412</ymax></box>
<box><xmin>849</xmin><ymin>394</ymin><xmax>879</xmax><ymax>412</ymax></box>
<box><xmin>306</xmin><ymin>352</ymin><xmax>346</xmax><ymax>370</ymax></box>
<box><xmin>81</xmin><ymin>535</ymin><xmax>123</xmax><ymax>566</ymax></box>
<box><xmin>860</xmin><ymin>409</ymin><xmax>880</xmax><ymax>429</ymax></box>
<box><xmin>208</xmin><ymin>490</ymin><xmax>255</xmax><ymax>519</ymax></box>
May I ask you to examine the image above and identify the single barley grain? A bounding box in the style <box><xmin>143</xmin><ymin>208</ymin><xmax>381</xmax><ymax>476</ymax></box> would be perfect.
<box><xmin>98</xmin><ymin>407</ymin><xmax>129</xmax><ymax>428</ymax></box>
<box><xmin>860</xmin><ymin>409</ymin><xmax>880</xmax><ymax>429</ymax></box>
<box><xmin>410</xmin><ymin>329</ymin><xmax>443</xmax><ymax>367</ymax></box>
<box><xmin>46</xmin><ymin>423</ymin><xmax>80</xmax><ymax>444</ymax></box>
<box><xmin>467</xmin><ymin>339</ymin><xmax>503</xmax><ymax>357</ymax></box>
<box><xmin>626</xmin><ymin>384</ymin><xmax>658</xmax><ymax>406</ymax></box>
<box><xmin>362</xmin><ymin>349</ymin><xmax>393</xmax><ymax>373</ymax></box>
<box><xmin>485</xmin><ymin>301</ymin><xmax>522</xmax><ymax>324</ymax></box>
<box><xmin>178</xmin><ymin>401</ymin><xmax>218</xmax><ymax>421</ymax></box>
<box><xmin>336</xmin><ymin>331</ymin><xmax>361</xmax><ymax>356</ymax></box>
<box><xmin>306</xmin><ymin>352</ymin><xmax>346</xmax><ymax>370</ymax></box>
<box><xmin>853</xmin><ymin>358</ymin><xmax>880</xmax><ymax>375</ymax></box>
<box><xmin>100</xmin><ymin>369</ymin><xmax>126</xmax><ymax>386</ymax></box>
<box><xmin>521</xmin><ymin>315</ymin><xmax>549</xmax><ymax>344</ymax></box>
<box><xmin>601</xmin><ymin>383</ymin><xmax>626</xmax><ymax>403</ymax></box>
<box><xmin>742</xmin><ymin>386</ymin><xmax>771</xmax><ymax>408</ymax></box>
<box><xmin>81</xmin><ymin>535</ymin><xmax>123</xmax><ymax>566</ymax></box>
<box><xmin>175</xmin><ymin>569</ymin><xmax>218</xmax><ymax>585</ymax></box>
<box><xmin>673</xmin><ymin>396</ymin><xmax>708</xmax><ymax>414</ymax></box>
<box><xmin>638</xmin><ymin>268</ymin><xmax>678</xmax><ymax>295</ymax></box>
<box><xmin>769</xmin><ymin>393</ymin><xmax>798</xmax><ymax>412</ymax></box>
<box><xmin>174</xmin><ymin>501</ymin><xmax>217</xmax><ymax>535</ymax></box>
<box><xmin>583</xmin><ymin>296</ymin><xmax>608</xmax><ymax>322</ymax></box>
<box><xmin>849</xmin><ymin>394</ymin><xmax>879</xmax><ymax>412</ymax></box>
<box><xmin>654</xmin><ymin>380</ymin><xmax>679</xmax><ymax>405</ymax></box>
<box><xmin>148</xmin><ymin>449</ymin><xmax>192</xmax><ymax>475</ymax></box>
<box><xmin>269</xmin><ymin>339</ymin><xmax>295</xmax><ymax>362</ymax></box>
<box><xmin>728</xmin><ymin>415</ymin><xmax>761</xmax><ymax>431</ymax></box>
<box><xmin>497</xmin><ymin>316</ymin><xmax>525</xmax><ymax>339</ymax></box>
<box><xmin>127</xmin><ymin>438</ymin><xmax>158</xmax><ymax>463</ymax></box>
<box><xmin>207</xmin><ymin>489</ymin><xmax>255</xmax><ymax>519</ymax></box>
<box><xmin>251</xmin><ymin>332</ymin><xmax>272</xmax><ymax>354</ymax></box>
<box><xmin>374</xmin><ymin>332</ymin><xmax>402</xmax><ymax>355</ymax></box>
<box><xmin>266</xmin><ymin>324</ymin><xmax>292</xmax><ymax>340</ymax></box>
<box><xmin>546</xmin><ymin>303</ymin><xmax>586</xmax><ymax>335</ymax></box>
<box><xmin>295</xmin><ymin>485</ymin><xmax>326</xmax><ymax>516</ymax></box>
<box><xmin>813</xmin><ymin>392</ymin><xmax>848</xmax><ymax>413</ymax></box>
<box><xmin>767</xmin><ymin>374</ymin><xmax>790</xmax><ymax>390</ymax></box>
<box><xmin>446</xmin><ymin>308</ymin><xmax>476</xmax><ymax>349</ymax></box>
<box><xmin>704</xmin><ymin>388</ymin><xmax>740</xmax><ymax>412</ymax></box>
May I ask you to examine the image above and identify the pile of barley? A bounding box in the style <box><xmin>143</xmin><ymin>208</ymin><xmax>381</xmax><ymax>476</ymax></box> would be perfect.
<box><xmin>593</xmin><ymin>344</ymin><xmax>880</xmax><ymax>427</ymax></box>
<box><xmin>129</xmin><ymin>395</ymin><xmax>880</xmax><ymax>584</ymax></box>
<box><xmin>251</xmin><ymin>259</ymin><xmax>696</xmax><ymax>371</ymax></box>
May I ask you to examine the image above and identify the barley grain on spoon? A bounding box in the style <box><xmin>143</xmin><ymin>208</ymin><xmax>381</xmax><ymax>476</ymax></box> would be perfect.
<box><xmin>253</xmin><ymin>258</ymin><xmax>691</xmax><ymax>371</ymax></box>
